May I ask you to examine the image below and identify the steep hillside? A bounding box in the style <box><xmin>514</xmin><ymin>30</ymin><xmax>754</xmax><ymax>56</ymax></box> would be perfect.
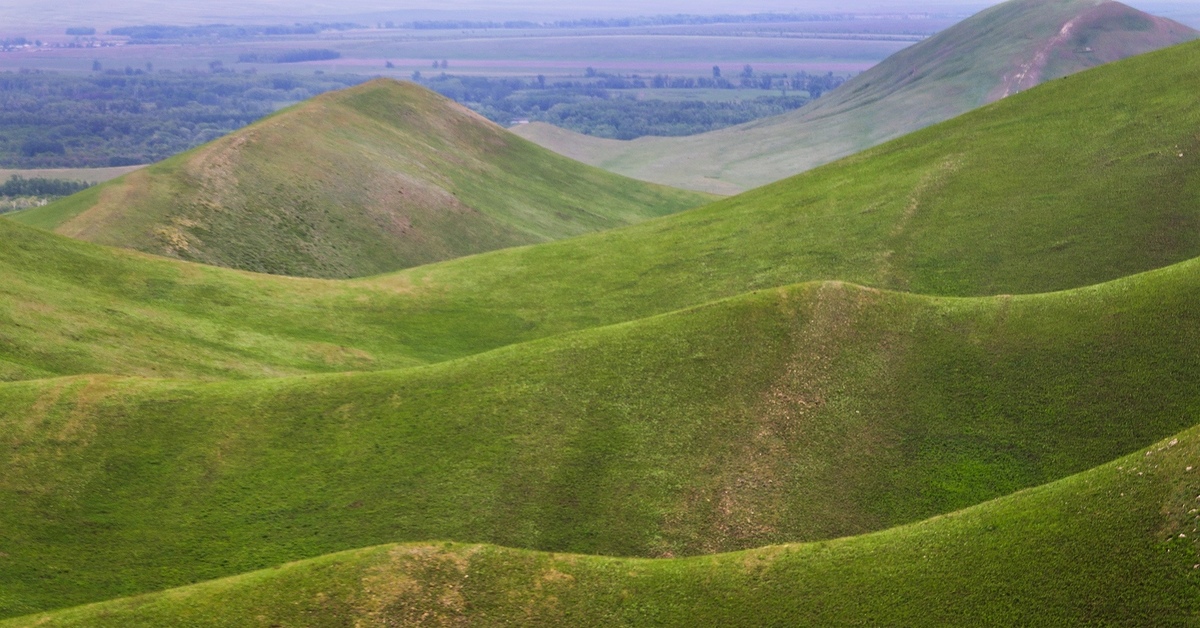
<box><xmin>6</xmin><ymin>412</ymin><xmax>1200</xmax><ymax>626</ymax></box>
<box><xmin>8</xmin><ymin>79</ymin><xmax>709</xmax><ymax>279</ymax></box>
<box><xmin>4</xmin><ymin>256</ymin><xmax>1200</xmax><ymax>616</ymax></box>
<box><xmin>514</xmin><ymin>0</ymin><xmax>1198</xmax><ymax>193</ymax></box>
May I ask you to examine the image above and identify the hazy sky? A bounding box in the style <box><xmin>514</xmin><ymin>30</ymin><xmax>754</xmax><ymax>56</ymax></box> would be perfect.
<box><xmin>1</xmin><ymin>0</ymin><xmax>1197</xmax><ymax>29</ymax></box>
<box><xmin>1</xmin><ymin>0</ymin><xmax>1005</xmax><ymax>29</ymax></box>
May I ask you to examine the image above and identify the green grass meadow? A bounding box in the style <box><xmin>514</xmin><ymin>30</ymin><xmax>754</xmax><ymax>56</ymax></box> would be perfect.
<box><xmin>4</xmin><ymin>258</ymin><xmax>1200</xmax><ymax>617</ymax></box>
<box><xmin>4</xmin><ymin>3</ymin><xmax>1200</xmax><ymax>624</ymax></box>
<box><xmin>6</xmin><ymin>423</ymin><xmax>1200</xmax><ymax>626</ymax></box>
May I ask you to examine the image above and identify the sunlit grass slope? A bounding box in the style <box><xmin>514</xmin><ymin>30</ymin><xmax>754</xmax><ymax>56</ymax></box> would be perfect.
<box><xmin>5</xmin><ymin>40</ymin><xmax>1200</xmax><ymax>385</ymax></box>
<box><xmin>514</xmin><ymin>0</ymin><xmax>1198</xmax><ymax>193</ymax></box>
<box><xmin>2</xmin><ymin>24</ymin><xmax>1200</xmax><ymax>625</ymax></box>
<box><xmin>0</xmin><ymin>218</ymin><xmax>519</xmax><ymax>381</ymax></box>
<box><xmin>7</xmin><ymin>423</ymin><xmax>1200</xmax><ymax>627</ymax></box>
<box><xmin>5</xmin><ymin>256</ymin><xmax>1200</xmax><ymax>616</ymax></box>
<box><xmin>9</xmin><ymin>79</ymin><xmax>710</xmax><ymax>278</ymax></box>
<box><xmin>412</xmin><ymin>38</ymin><xmax>1200</xmax><ymax>313</ymax></box>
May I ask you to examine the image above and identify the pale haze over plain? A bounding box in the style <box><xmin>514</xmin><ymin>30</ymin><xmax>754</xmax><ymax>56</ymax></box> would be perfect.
<box><xmin>2</xmin><ymin>0</ymin><xmax>1197</xmax><ymax>32</ymax></box>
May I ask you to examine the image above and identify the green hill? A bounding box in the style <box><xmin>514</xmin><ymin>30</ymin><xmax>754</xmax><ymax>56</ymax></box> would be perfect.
<box><xmin>5</xmin><ymin>39</ymin><xmax>1200</xmax><ymax>385</ymax></box>
<box><xmin>514</xmin><ymin>0</ymin><xmax>1198</xmax><ymax>193</ymax></box>
<box><xmin>3</xmin><ymin>254</ymin><xmax>1200</xmax><ymax>617</ymax></box>
<box><xmin>7</xmin><ymin>79</ymin><xmax>709</xmax><ymax>279</ymax></box>
<box><xmin>4</xmin><ymin>24</ymin><xmax>1200</xmax><ymax>625</ymax></box>
<box><xmin>4</xmin><ymin>366</ymin><xmax>1200</xmax><ymax>626</ymax></box>
<box><xmin>0</xmin><ymin>216</ymin><xmax>510</xmax><ymax>382</ymax></box>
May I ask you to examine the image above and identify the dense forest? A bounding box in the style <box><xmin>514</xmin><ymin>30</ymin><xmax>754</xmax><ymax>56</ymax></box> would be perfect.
<box><xmin>0</xmin><ymin>71</ymin><xmax>364</xmax><ymax>168</ymax></box>
<box><xmin>531</xmin><ymin>96</ymin><xmax>809</xmax><ymax>139</ymax></box>
<box><xmin>420</xmin><ymin>71</ymin><xmax>844</xmax><ymax>136</ymax></box>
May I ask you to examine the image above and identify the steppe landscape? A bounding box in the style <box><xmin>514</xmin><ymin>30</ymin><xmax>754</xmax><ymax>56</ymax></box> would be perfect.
<box><xmin>3</xmin><ymin>0</ymin><xmax>1200</xmax><ymax>625</ymax></box>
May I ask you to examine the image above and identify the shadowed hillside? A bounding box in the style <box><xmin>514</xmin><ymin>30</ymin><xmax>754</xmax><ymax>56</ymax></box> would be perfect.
<box><xmin>514</xmin><ymin>0</ymin><xmax>1198</xmax><ymax>193</ymax></box>
<box><xmin>9</xmin><ymin>80</ymin><xmax>709</xmax><ymax>279</ymax></box>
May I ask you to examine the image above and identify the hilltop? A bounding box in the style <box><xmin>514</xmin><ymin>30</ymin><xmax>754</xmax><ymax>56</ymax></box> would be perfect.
<box><xmin>8</xmin><ymin>79</ymin><xmax>709</xmax><ymax>279</ymax></box>
<box><xmin>514</xmin><ymin>0</ymin><xmax>1198</xmax><ymax>193</ymax></box>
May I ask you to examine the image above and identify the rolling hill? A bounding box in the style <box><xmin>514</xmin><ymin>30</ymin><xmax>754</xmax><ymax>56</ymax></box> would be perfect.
<box><xmin>3</xmin><ymin>254</ymin><xmax>1200</xmax><ymax>617</ymax></box>
<box><xmin>7</xmin><ymin>79</ymin><xmax>710</xmax><ymax>279</ymax></box>
<box><xmin>5</xmin><ymin>39</ymin><xmax>1200</xmax><ymax>385</ymax></box>
<box><xmin>6</xmin><ymin>422</ymin><xmax>1198</xmax><ymax>626</ymax></box>
<box><xmin>4</xmin><ymin>16</ymin><xmax>1200</xmax><ymax>627</ymax></box>
<box><xmin>513</xmin><ymin>0</ymin><xmax>1199</xmax><ymax>193</ymax></box>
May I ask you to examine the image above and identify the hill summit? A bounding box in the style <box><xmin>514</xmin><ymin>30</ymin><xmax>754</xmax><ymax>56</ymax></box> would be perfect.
<box><xmin>11</xmin><ymin>79</ymin><xmax>708</xmax><ymax>279</ymax></box>
<box><xmin>513</xmin><ymin>0</ymin><xmax>1198</xmax><ymax>193</ymax></box>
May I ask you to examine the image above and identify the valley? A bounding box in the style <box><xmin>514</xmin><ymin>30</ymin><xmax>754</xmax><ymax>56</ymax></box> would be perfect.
<box><xmin>2</xmin><ymin>0</ymin><xmax>1200</xmax><ymax>625</ymax></box>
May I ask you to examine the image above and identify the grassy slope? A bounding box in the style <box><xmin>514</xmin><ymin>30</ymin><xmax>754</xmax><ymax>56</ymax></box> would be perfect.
<box><xmin>0</xmin><ymin>13</ymin><xmax>1198</xmax><ymax>625</ymax></box>
<box><xmin>513</xmin><ymin>0</ymin><xmax>1198</xmax><ymax>193</ymax></box>
<box><xmin>5</xmin><ymin>41</ymin><xmax>1200</xmax><ymax>383</ymax></box>
<box><xmin>4</xmin><ymin>256</ymin><xmax>1200</xmax><ymax>616</ymax></box>
<box><xmin>0</xmin><ymin>217</ymin><xmax>520</xmax><ymax>382</ymax></box>
<box><xmin>5</xmin><ymin>40</ymin><xmax>1200</xmax><ymax>384</ymax></box>
<box><xmin>6</xmin><ymin>423</ymin><xmax>1200</xmax><ymax>627</ymax></box>
<box><xmin>8</xmin><ymin>80</ymin><xmax>709</xmax><ymax>279</ymax></box>
<box><xmin>374</xmin><ymin>37</ymin><xmax>1200</xmax><ymax>337</ymax></box>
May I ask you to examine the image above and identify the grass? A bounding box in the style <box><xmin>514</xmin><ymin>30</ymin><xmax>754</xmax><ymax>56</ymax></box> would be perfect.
<box><xmin>6</xmin><ymin>40</ymin><xmax>1200</xmax><ymax>381</ymax></box>
<box><xmin>4</xmin><ymin>256</ymin><xmax>1200</xmax><ymax>616</ymax></box>
<box><xmin>0</xmin><ymin>216</ymin><xmax>521</xmax><ymax>381</ymax></box>
<box><xmin>514</xmin><ymin>0</ymin><xmax>1199</xmax><ymax>192</ymax></box>
<box><xmin>4</xmin><ymin>13</ymin><xmax>1200</xmax><ymax>624</ymax></box>
<box><xmin>5</xmin><ymin>419</ymin><xmax>1200</xmax><ymax>626</ymax></box>
<box><xmin>10</xmin><ymin>79</ymin><xmax>710</xmax><ymax>279</ymax></box>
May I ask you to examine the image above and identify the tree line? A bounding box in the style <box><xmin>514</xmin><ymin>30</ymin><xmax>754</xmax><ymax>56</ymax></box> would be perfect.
<box><xmin>0</xmin><ymin>176</ymin><xmax>91</xmax><ymax>197</ymax></box>
<box><xmin>109</xmin><ymin>23</ymin><xmax>360</xmax><ymax>43</ymax></box>
<box><xmin>0</xmin><ymin>176</ymin><xmax>93</xmax><ymax>214</ymax></box>
<box><xmin>405</xmin><ymin>12</ymin><xmax>854</xmax><ymax>30</ymax></box>
<box><xmin>236</xmin><ymin>49</ymin><xmax>341</xmax><ymax>64</ymax></box>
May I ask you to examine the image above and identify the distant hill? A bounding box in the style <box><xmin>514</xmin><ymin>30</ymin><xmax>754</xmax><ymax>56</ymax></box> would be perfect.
<box><xmin>9</xmin><ymin>79</ymin><xmax>709</xmax><ymax>279</ymax></box>
<box><xmin>514</xmin><ymin>0</ymin><xmax>1198</xmax><ymax>193</ymax></box>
